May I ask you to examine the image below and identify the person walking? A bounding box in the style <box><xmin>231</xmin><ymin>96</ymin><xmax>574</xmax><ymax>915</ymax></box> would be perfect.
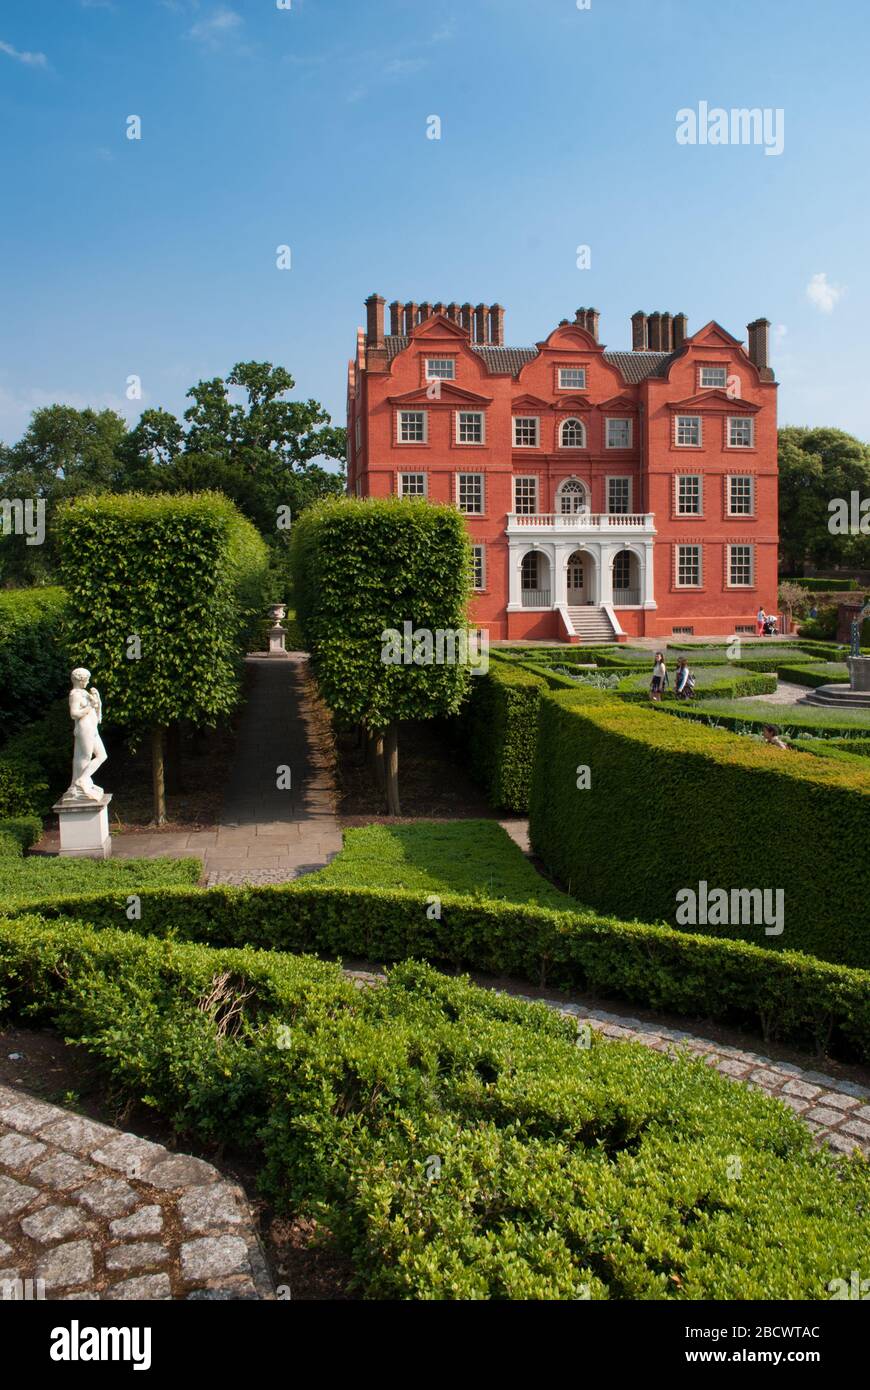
<box><xmin>756</xmin><ymin>606</ymin><xmax>766</xmax><ymax>637</ymax></box>
<box><xmin>650</xmin><ymin>651</ymin><xmax>668</xmax><ymax>701</ymax></box>
<box><xmin>674</xmin><ymin>658</ymin><xmax>695</xmax><ymax>699</ymax></box>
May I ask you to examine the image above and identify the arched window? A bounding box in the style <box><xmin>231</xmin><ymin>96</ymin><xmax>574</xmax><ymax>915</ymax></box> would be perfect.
<box><xmin>521</xmin><ymin>552</ymin><xmax>542</xmax><ymax>589</ymax></box>
<box><xmin>556</xmin><ymin>478</ymin><xmax>590</xmax><ymax>514</ymax></box>
<box><xmin>559</xmin><ymin>418</ymin><xmax>586</xmax><ymax>449</ymax></box>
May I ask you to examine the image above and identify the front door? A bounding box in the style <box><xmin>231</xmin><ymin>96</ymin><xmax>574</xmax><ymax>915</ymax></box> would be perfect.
<box><xmin>567</xmin><ymin>555</ymin><xmax>586</xmax><ymax>604</ymax></box>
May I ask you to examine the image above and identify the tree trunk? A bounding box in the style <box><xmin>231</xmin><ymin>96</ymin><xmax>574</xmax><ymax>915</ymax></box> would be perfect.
<box><xmin>165</xmin><ymin>722</ymin><xmax>184</xmax><ymax>794</ymax></box>
<box><xmin>373</xmin><ymin>731</ymin><xmax>386</xmax><ymax>792</ymax></box>
<box><xmin>384</xmin><ymin>722</ymin><xmax>401</xmax><ymax>816</ymax></box>
<box><xmin>151</xmin><ymin>726</ymin><xmax>167</xmax><ymax>826</ymax></box>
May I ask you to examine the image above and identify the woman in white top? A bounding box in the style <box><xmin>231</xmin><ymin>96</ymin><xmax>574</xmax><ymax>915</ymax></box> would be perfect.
<box><xmin>649</xmin><ymin>652</ymin><xmax>667</xmax><ymax>702</ymax></box>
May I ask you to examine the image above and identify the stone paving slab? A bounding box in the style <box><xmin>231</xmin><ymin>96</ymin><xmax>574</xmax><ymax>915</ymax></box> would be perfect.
<box><xmin>0</xmin><ymin>1083</ymin><xmax>273</xmax><ymax>1302</ymax></box>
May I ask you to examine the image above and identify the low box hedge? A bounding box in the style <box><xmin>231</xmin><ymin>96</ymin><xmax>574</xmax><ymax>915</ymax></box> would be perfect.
<box><xmin>10</xmin><ymin>877</ymin><xmax>870</xmax><ymax>1061</ymax></box>
<box><xmin>3</xmin><ymin>917</ymin><xmax>868</xmax><ymax>1299</ymax></box>
<box><xmin>784</xmin><ymin>577</ymin><xmax>860</xmax><ymax>591</ymax></box>
<box><xmin>529</xmin><ymin>692</ymin><xmax>870</xmax><ymax>970</ymax></box>
<box><xmin>612</xmin><ymin>667</ymin><xmax>778</xmax><ymax>700</ymax></box>
<box><xmin>656</xmin><ymin>701</ymin><xmax>870</xmax><ymax>739</ymax></box>
<box><xmin>775</xmin><ymin>663</ymin><xmax>850</xmax><ymax>688</ymax></box>
<box><xmin>0</xmin><ymin>815</ymin><xmax>42</xmax><ymax>858</ymax></box>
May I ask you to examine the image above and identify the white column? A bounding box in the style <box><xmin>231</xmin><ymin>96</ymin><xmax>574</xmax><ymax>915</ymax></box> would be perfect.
<box><xmin>643</xmin><ymin>540</ymin><xmax>657</xmax><ymax>608</ymax></box>
<box><xmin>598</xmin><ymin>543</ymin><xmax>615</xmax><ymax>606</ymax></box>
<box><xmin>507</xmin><ymin>541</ymin><xmax>522</xmax><ymax>608</ymax></box>
<box><xmin>554</xmin><ymin>544</ymin><xmax>571</xmax><ymax>607</ymax></box>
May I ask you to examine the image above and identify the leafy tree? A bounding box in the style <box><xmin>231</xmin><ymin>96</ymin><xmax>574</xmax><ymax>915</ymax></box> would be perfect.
<box><xmin>55</xmin><ymin>492</ymin><xmax>269</xmax><ymax>824</ymax></box>
<box><xmin>779</xmin><ymin>426</ymin><xmax>870</xmax><ymax>573</ymax></box>
<box><xmin>292</xmin><ymin>498</ymin><xmax>474</xmax><ymax>814</ymax></box>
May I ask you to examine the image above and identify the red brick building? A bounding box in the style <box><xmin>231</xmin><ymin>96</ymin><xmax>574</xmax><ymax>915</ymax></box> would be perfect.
<box><xmin>346</xmin><ymin>296</ymin><xmax>778</xmax><ymax>641</ymax></box>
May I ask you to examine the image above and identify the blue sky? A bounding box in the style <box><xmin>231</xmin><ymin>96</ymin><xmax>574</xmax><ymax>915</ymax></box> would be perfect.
<box><xmin>1</xmin><ymin>0</ymin><xmax>869</xmax><ymax>452</ymax></box>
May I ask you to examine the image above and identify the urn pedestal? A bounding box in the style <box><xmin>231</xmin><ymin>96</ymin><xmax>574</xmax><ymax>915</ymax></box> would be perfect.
<box><xmin>53</xmin><ymin>792</ymin><xmax>113</xmax><ymax>859</ymax></box>
<box><xmin>848</xmin><ymin>656</ymin><xmax>870</xmax><ymax>691</ymax></box>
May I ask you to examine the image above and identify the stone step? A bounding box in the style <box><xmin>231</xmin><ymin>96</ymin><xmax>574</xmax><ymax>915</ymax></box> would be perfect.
<box><xmin>802</xmin><ymin>685</ymin><xmax>870</xmax><ymax>708</ymax></box>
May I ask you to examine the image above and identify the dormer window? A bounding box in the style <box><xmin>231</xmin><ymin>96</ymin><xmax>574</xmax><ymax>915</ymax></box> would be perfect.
<box><xmin>558</xmin><ymin>367</ymin><xmax>587</xmax><ymax>390</ymax></box>
<box><xmin>700</xmin><ymin>366</ymin><xmax>728</xmax><ymax>388</ymax></box>
<box><xmin>425</xmin><ymin>358</ymin><xmax>455</xmax><ymax>380</ymax></box>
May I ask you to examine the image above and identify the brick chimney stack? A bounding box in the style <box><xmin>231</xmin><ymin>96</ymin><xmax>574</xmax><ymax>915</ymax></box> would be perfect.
<box><xmin>433</xmin><ymin>302</ymin><xmax>446</xmax><ymax>319</ymax></box>
<box><xmin>388</xmin><ymin>300</ymin><xmax>402</xmax><ymax>336</ymax></box>
<box><xmin>460</xmin><ymin>303</ymin><xmax>474</xmax><ymax>336</ymax></box>
<box><xmin>647</xmin><ymin>312</ymin><xmax>662</xmax><ymax>351</ymax></box>
<box><xmin>418</xmin><ymin>301</ymin><xmax>433</xmax><ymax>323</ymax></box>
<box><xmin>631</xmin><ymin>311</ymin><xmax>648</xmax><ymax>351</ymax></box>
<box><xmin>474</xmin><ymin>303</ymin><xmax>489</xmax><ymax>343</ymax></box>
<box><xmin>365</xmin><ymin>293</ymin><xmax>385</xmax><ymax>348</ymax></box>
<box><xmin>673</xmin><ymin>312</ymin><xmax>688</xmax><ymax>349</ymax></box>
<box><xmin>447</xmin><ymin>302</ymin><xmax>461</xmax><ymax>324</ymax></box>
<box><xmin>747</xmin><ymin>318</ymin><xmax>771</xmax><ymax>371</ymax></box>
<box><xmin>586</xmin><ymin>308</ymin><xmax>600</xmax><ymax>341</ymax></box>
<box><xmin>403</xmin><ymin>301</ymin><xmax>418</xmax><ymax>334</ymax></box>
<box><xmin>489</xmin><ymin>303</ymin><xmax>505</xmax><ymax>345</ymax></box>
<box><xmin>660</xmin><ymin>312</ymin><xmax>673</xmax><ymax>352</ymax></box>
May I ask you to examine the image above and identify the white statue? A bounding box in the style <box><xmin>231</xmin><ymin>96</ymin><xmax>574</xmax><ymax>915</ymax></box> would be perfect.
<box><xmin>64</xmin><ymin>667</ymin><xmax>108</xmax><ymax>802</ymax></box>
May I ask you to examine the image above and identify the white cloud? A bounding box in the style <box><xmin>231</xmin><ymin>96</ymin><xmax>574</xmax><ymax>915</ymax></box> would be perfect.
<box><xmin>773</xmin><ymin>324</ymin><xmax>788</xmax><ymax>344</ymax></box>
<box><xmin>383</xmin><ymin>57</ymin><xmax>427</xmax><ymax>77</ymax></box>
<box><xmin>806</xmin><ymin>272</ymin><xmax>844</xmax><ymax>315</ymax></box>
<box><xmin>0</xmin><ymin>39</ymin><xmax>48</xmax><ymax>68</ymax></box>
<box><xmin>187</xmin><ymin>7</ymin><xmax>243</xmax><ymax>46</ymax></box>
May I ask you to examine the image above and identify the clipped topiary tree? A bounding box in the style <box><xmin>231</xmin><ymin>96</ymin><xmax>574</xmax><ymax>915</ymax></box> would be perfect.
<box><xmin>291</xmin><ymin>497</ymin><xmax>475</xmax><ymax>814</ymax></box>
<box><xmin>55</xmin><ymin>492</ymin><xmax>269</xmax><ymax>823</ymax></box>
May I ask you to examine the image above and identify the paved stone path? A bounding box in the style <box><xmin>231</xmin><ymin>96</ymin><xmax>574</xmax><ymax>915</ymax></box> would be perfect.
<box><xmin>0</xmin><ymin>1083</ymin><xmax>273</xmax><ymax>1301</ymax></box>
<box><xmin>112</xmin><ymin>654</ymin><xmax>343</xmax><ymax>885</ymax></box>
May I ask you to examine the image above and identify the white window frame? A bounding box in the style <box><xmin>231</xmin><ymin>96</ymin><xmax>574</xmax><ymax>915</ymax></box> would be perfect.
<box><xmin>471</xmin><ymin>543</ymin><xmax>486</xmax><ymax>591</ymax></box>
<box><xmin>457</xmin><ymin>472</ymin><xmax>484</xmax><ymax>515</ymax></box>
<box><xmin>455</xmin><ymin>411</ymin><xmax>485</xmax><ymax>445</ymax></box>
<box><xmin>675</xmin><ymin>415</ymin><xmax>702</xmax><ymax>447</ymax></box>
<box><xmin>727</xmin><ymin>474</ymin><xmax>755</xmax><ymax>517</ymax></box>
<box><xmin>398</xmin><ymin>472</ymin><xmax>427</xmax><ymax>499</ymax></box>
<box><xmin>513</xmin><ymin>417</ymin><xmax>540</xmax><ymax>448</ymax></box>
<box><xmin>676</xmin><ymin>544</ymin><xmax>703</xmax><ymax>588</ymax></box>
<box><xmin>425</xmin><ymin>357</ymin><xmax>456</xmax><ymax>380</ymax></box>
<box><xmin>606</xmin><ymin>418</ymin><xmax>633</xmax><ymax>449</ymax></box>
<box><xmin>676</xmin><ymin>474</ymin><xmax>703</xmax><ymax>516</ymax></box>
<box><xmin>398</xmin><ymin>410</ymin><xmax>427</xmax><ymax>444</ymax></box>
<box><xmin>558</xmin><ymin>367</ymin><xmax>587</xmax><ymax>390</ymax></box>
<box><xmin>513</xmin><ymin>476</ymin><xmax>539</xmax><ymax>515</ymax></box>
<box><xmin>700</xmin><ymin>365</ymin><xmax>728</xmax><ymax>389</ymax></box>
<box><xmin>728</xmin><ymin>415</ymin><xmax>754</xmax><ymax>448</ymax></box>
<box><xmin>727</xmin><ymin>544</ymin><xmax>755</xmax><ymax>588</ymax></box>
<box><xmin>559</xmin><ymin>417</ymin><xmax>586</xmax><ymax>449</ymax></box>
<box><xmin>606</xmin><ymin>476</ymin><xmax>632</xmax><ymax>514</ymax></box>
<box><xmin>354</xmin><ymin>417</ymin><xmax>362</xmax><ymax>451</ymax></box>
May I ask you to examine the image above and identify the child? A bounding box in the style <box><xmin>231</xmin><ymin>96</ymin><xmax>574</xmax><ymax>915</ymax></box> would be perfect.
<box><xmin>762</xmin><ymin>724</ymin><xmax>789</xmax><ymax>750</ymax></box>
<box><xmin>650</xmin><ymin>652</ymin><xmax>668</xmax><ymax>701</ymax></box>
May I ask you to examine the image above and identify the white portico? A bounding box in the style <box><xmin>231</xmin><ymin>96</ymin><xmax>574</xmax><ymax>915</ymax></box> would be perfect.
<box><xmin>505</xmin><ymin>512</ymin><xmax>658</xmax><ymax>615</ymax></box>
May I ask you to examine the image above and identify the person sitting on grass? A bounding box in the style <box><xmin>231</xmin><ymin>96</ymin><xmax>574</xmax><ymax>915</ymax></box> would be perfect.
<box><xmin>649</xmin><ymin>651</ymin><xmax>668</xmax><ymax>702</ymax></box>
<box><xmin>762</xmin><ymin>723</ymin><xmax>790</xmax><ymax>750</ymax></box>
<box><xmin>674</xmin><ymin>658</ymin><xmax>695</xmax><ymax>699</ymax></box>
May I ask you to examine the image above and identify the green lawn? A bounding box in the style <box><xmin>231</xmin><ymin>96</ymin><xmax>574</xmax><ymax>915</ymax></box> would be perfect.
<box><xmin>1</xmin><ymin>855</ymin><xmax>202</xmax><ymax>908</ymax></box>
<box><xmin>309</xmin><ymin>821</ymin><xmax>576</xmax><ymax>910</ymax></box>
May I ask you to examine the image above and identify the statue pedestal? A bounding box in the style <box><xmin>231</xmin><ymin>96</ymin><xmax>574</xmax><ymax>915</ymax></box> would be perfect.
<box><xmin>268</xmin><ymin>623</ymin><xmax>287</xmax><ymax>656</ymax></box>
<box><xmin>848</xmin><ymin>656</ymin><xmax>870</xmax><ymax>691</ymax></box>
<box><xmin>52</xmin><ymin>793</ymin><xmax>113</xmax><ymax>859</ymax></box>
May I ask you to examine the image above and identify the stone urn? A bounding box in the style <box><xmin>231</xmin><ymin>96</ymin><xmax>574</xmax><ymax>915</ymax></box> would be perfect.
<box><xmin>268</xmin><ymin>603</ymin><xmax>287</xmax><ymax>623</ymax></box>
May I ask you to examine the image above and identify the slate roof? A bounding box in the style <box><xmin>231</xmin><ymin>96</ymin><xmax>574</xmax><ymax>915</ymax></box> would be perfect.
<box><xmin>383</xmin><ymin>336</ymin><xmax>676</xmax><ymax>383</ymax></box>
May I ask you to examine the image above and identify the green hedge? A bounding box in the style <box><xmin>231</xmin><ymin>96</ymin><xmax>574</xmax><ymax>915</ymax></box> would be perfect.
<box><xmin>775</xmin><ymin>663</ymin><xmax>850</xmax><ymax>688</ymax></box>
<box><xmin>457</xmin><ymin>661</ymin><xmax>544</xmax><ymax>811</ymax></box>
<box><xmin>11</xmin><ymin>878</ymin><xmax>870</xmax><ymax>1060</ymax></box>
<box><xmin>0</xmin><ymin>815</ymin><xmax>42</xmax><ymax>858</ymax></box>
<box><xmin>612</xmin><ymin>667</ymin><xmax>778</xmax><ymax>700</ymax></box>
<box><xmin>55</xmin><ymin>493</ymin><xmax>270</xmax><ymax>734</ymax></box>
<box><xmin>0</xmin><ymin>700</ymin><xmax>71</xmax><ymax>817</ymax></box>
<box><xmin>3</xmin><ymin>918</ymin><xmax>867</xmax><ymax>1299</ymax></box>
<box><xmin>0</xmin><ymin>587</ymin><xmax>68</xmax><ymax>742</ymax></box>
<box><xmin>656</xmin><ymin>701</ymin><xmax>870</xmax><ymax>739</ymax></box>
<box><xmin>784</xmin><ymin>577</ymin><xmax>860</xmax><ymax>591</ymax></box>
<box><xmin>529</xmin><ymin>692</ymin><xmax>869</xmax><ymax>969</ymax></box>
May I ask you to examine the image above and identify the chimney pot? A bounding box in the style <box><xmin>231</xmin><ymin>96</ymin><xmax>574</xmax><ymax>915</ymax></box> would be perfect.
<box><xmin>631</xmin><ymin>311</ymin><xmax>648</xmax><ymax>351</ymax></box>
<box><xmin>365</xmin><ymin>293</ymin><xmax>385</xmax><ymax>349</ymax></box>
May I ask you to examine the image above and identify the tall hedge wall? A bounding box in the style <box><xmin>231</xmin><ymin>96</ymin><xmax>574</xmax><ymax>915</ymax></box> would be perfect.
<box><xmin>529</xmin><ymin>692</ymin><xmax>870</xmax><ymax>969</ymax></box>
<box><xmin>0</xmin><ymin>587</ymin><xmax>68</xmax><ymax>742</ymax></box>
<box><xmin>54</xmin><ymin>493</ymin><xmax>270</xmax><ymax>732</ymax></box>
